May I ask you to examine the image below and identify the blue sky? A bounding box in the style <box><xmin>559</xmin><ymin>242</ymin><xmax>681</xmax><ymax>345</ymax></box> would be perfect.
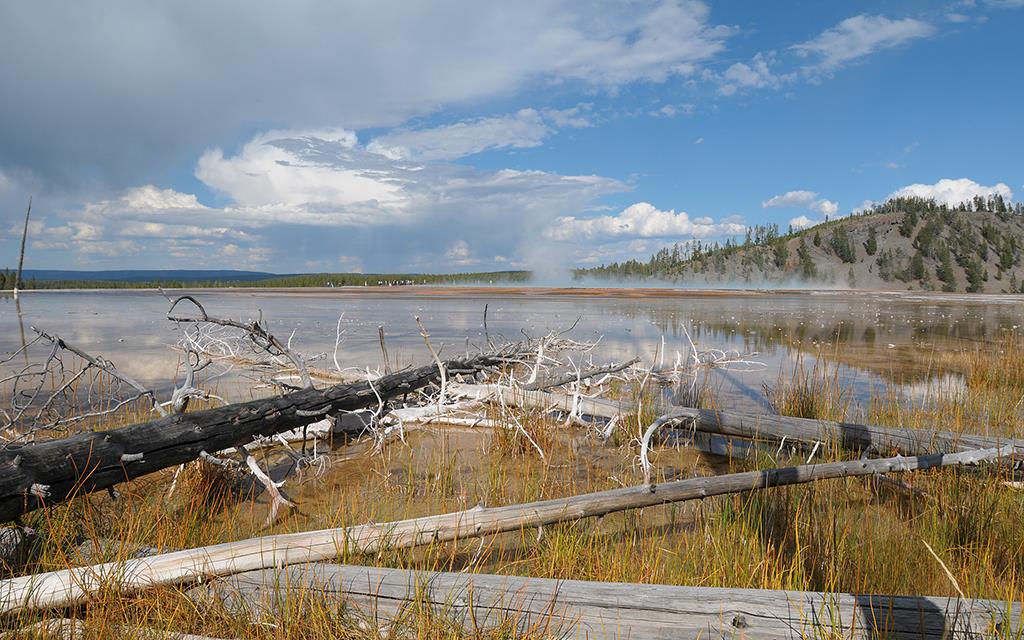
<box><xmin>0</xmin><ymin>0</ymin><xmax>1021</xmax><ymax>274</ymax></box>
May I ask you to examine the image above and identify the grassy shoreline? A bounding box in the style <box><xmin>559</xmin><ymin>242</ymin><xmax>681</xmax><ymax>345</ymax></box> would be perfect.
<box><xmin>1</xmin><ymin>333</ymin><xmax>1023</xmax><ymax>638</ymax></box>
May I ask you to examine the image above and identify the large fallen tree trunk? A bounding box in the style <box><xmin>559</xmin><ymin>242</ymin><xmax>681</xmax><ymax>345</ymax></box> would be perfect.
<box><xmin>0</xmin><ymin>446</ymin><xmax>1008</xmax><ymax>614</ymax></box>
<box><xmin>200</xmin><ymin>563</ymin><xmax>1020</xmax><ymax>640</ymax></box>
<box><xmin>658</xmin><ymin>408</ymin><xmax>1024</xmax><ymax>456</ymax></box>
<box><xmin>0</xmin><ymin>354</ymin><xmax>510</xmax><ymax>523</ymax></box>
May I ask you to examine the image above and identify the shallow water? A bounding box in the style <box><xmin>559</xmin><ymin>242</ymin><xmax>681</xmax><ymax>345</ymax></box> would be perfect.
<box><xmin>1</xmin><ymin>288</ymin><xmax>1022</xmax><ymax>413</ymax></box>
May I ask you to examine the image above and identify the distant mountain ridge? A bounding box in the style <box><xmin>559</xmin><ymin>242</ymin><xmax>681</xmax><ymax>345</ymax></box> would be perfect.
<box><xmin>0</xmin><ymin>269</ymin><xmax>531</xmax><ymax>289</ymax></box>
<box><xmin>18</xmin><ymin>269</ymin><xmax>278</xmax><ymax>282</ymax></box>
<box><xmin>578</xmin><ymin>196</ymin><xmax>1024</xmax><ymax>294</ymax></box>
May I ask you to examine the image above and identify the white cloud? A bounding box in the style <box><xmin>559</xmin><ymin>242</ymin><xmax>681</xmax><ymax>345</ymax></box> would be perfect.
<box><xmin>889</xmin><ymin>178</ymin><xmax>1013</xmax><ymax>206</ymax></box>
<box><xmin>985</xmin><ymin>0</ymin><xmax>1024</xmax><ymax>7</ymax></box>
<box><xmin>122</xmin><ymin>185</ymin><xmax>207</xmax><ymax>211</ymax></box>
<box><xmin>544</xmin><ymin>202</ymin><xmax>745</xmax><ymax>241</ymax></box>
<box><xmin>816</xmin><ymin>199</ymin><xmax>839</xmax><ymax>216</ymax></box>
<box><xmin>67</xmin><ymin>128</ymin><xmax>626</xmax><ymax>271</ymax></box>
<box><xmin>541</xmin><ymin>104</ymin><xmax>594</xmax><ymax>129</ymax></box>
<box><xmin>367</xmin><ymin>109</ymin><xmax>551</xmax><ymax>161</ymax></box>
<box><xmin>693</xmin><ymin>137</ymin><xmax>704</xmax><ymax>145</ymax></box>
<box><xmin>715</xmin><ymin>53</ymin><xmax>791</xmax><ymax>95</ymax></box>
<box><xmin>792</xmin><ymin>15</ymin><xmax>935</xmax><ymax>76</ymax></box>
<box><xmin>945</xmin><ymin>12</ymin><xmax>972</xmax><ymax>22</ymax></box>
<box><xmin>649</xmin><ymin>103</ymin><xmax>695</xmax><ymax>118</ymax></box>
<box><xmin>762</xmin><ymin>190</ymin><xmax>818</xmax><ymax>209</ymax></box>
<box><xmin>444</xmin><ymin>240</ymin><xmax>479</xmax><ymax>267</ymax></box>
<box><xmin>788</xmin><ymin>215</ymin><xmax>816</xmax><ymax>230</ymax></box>
<box><xmin>762</xmin><ymin>190</ymin><xmax>838</xmax><ymax>216</ymax></box>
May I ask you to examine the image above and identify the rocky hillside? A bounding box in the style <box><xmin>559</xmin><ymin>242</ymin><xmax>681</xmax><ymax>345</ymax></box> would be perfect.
<box><xmin>579</xmin><ymin>196</ymin><xmax>1024</xmax><ymax>293</ymax></box>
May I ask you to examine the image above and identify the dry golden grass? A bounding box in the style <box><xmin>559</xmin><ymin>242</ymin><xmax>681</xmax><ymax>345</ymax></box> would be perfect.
<box><xmin>3</xmin><ymin>335</ymin><xmax>1024</xmax><ymax>638</ymax></box>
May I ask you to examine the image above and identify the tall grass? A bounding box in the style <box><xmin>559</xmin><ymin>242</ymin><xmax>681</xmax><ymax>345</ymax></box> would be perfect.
<box><xmin>2</xmin><ymin>337</ymin><xmax>1024</xmax><ymax>637</ymax></box>
<box><xmin>764</xmin><ymin>353</ymin><xmax>849</xmax><ymax>421</ymax></box>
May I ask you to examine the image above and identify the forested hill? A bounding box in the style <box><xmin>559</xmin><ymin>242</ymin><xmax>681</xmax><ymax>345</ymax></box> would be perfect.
<box><xmin>577</xmin><ymin>196</ymin><xmax>1024</xmax><ymax>293</ymax></box>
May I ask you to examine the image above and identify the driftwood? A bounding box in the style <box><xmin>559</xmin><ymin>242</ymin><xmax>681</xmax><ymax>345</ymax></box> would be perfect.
<box><xmin>522</xmin><ymin>357</ymin><xmax>640</xmax><ymax>391</ymax></box>
<box><xmin>0</xmin><ymin>446</ymin><xmax>1008</xmax><ymax>615</ymax></box>
<box><xmin>448</xmin><ymin>383</ymin><xmax>627</xmax><ymax>420</ymax></box>
<box><xmin>0</xmin><ymin>353</ymin><xmax>511</xmax><ymax>523</ymax></box>
<box><xmin>658</xmin><ymin>408</ymin><xmax>1024</xmax><ymax>457</ymax></box>
<box><xmin>200</xmin><ymin>563</ymin><xmax>1021</xmax><ymax>640</ymax></box>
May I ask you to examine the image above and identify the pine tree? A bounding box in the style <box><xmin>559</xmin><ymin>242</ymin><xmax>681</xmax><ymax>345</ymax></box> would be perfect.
<box><xmin>772</xmin><ymin>240</ymin><xmax>789</xmax><ymax>269</ymax></box>
<box><xmin>936</xmin><ymin>245</ymin><xmax>956</xmax><ymax>291</ymax></box>
<box><xmin>864</xmin><ymin>226</ymin><xmax>878</xmax><ymax>256</ymax></box>
<box><xmin>911</xmin><ymin>251</ymin><xmax>926</xmax><ymax>280</ymax></box>
<box><xmin>898</xmin><ymin>210</ymin><xmax>918</xmax><ymax>237</ymax></box>
<box><xmin>797</xmin><ymin>240</ymin><xmax>817</xmax><ymax>280</ymax></box>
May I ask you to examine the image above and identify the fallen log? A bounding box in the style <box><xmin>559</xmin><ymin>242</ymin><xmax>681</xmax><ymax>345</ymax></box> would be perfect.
<box><xmin>658</xmin><ymin>408</ymin><xmax>1024</xmax><ymax>457</ymax></box>
<box><xmin>0</xmin><ymin>446</ymin><xmax>1008</xmax><ymax>614</ymax></box>
<box><xmin>199</xmin><ymin>563</ymin><xmax>1021</xmax><ymax>640</ymax></box>
<box><xmin>0</xmin><ymin>353</ymin><xmax>512</xmax><ymax>523</ymax></box>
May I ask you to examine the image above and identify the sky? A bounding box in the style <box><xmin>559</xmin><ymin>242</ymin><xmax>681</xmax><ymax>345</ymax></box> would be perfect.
<box><xmin>0</xmin><ymin>0</ymin><xmax>1022</xmax><ymax>275</ymax></box>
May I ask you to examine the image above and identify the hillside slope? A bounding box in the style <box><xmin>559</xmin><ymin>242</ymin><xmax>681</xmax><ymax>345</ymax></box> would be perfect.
<box><xmin>579</xmin><ymin>196</ymin><xmax>1024</xmax><ymax>293</ymax></box>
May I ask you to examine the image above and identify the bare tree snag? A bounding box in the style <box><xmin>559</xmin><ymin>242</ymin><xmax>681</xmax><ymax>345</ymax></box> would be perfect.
<box><xmin>13</xmin><ymin>197</ymin><xmax>31</xmax><ymax>299</ymax></box>
<box><xmin>0</xmin><ymin>446</ymin><xmax>1009</xmax><ymax>614</ymax></box>
<box><xmin>0</xmin><ymin>353</ymin><xmax>512</xmax><ymax>523</ymax></box>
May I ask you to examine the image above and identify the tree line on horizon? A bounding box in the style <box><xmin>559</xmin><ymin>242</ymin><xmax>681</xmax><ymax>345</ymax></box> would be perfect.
<box><xmin>0</xmin><ymin>270</ymin><xmax>532</xmax><ymax>291</ymax></box>
<box><xmin>576</xmin><ymin>195</ymin><xmax>1024</xmax><ymax>293</ymax></box>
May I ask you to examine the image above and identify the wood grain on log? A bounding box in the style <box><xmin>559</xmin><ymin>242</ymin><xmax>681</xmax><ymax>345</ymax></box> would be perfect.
<box><xmin>200</xmin><ymin>563</ymin><xmax>1020</xmax><ymax>640</ymax></box>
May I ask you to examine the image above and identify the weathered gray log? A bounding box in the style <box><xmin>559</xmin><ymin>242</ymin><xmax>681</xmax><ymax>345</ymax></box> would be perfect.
<box><xmin>665</xmin><ymin>408</ymin><xmax>1024</xmax><ymax>457</ymax></box>
<box><xmin>0</xmin><ymin>353</ymin><xmax>510</xmax><ymax>523</ymax></box>
<box><xmin>201</xmin><ymin>563</ymin><xmax>1020</xmax><ymax>640</ymax></box>
<box><xmin>0</xmin><ymin>446</ymin><xmax>1008</xmax><ymax>615</ymax></box>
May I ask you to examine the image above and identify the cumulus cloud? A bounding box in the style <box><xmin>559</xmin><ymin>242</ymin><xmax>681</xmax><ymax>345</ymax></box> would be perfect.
<box><xmin>61</xmin><ymin>128</ymin><xmax>626</xmax><ymax>270</ymax></box>
<box><xmin>762</xmin><ymin>190</ymin><xmax>838</xmax><ymax>216</ymax></box>
<box><xmin>889</xmin><ymin>178</ymin><xmax>1013</xmax><ymax>206</ymax></box>
<box><xmin>792</xmin><ymin>15</ymin><xmax>935</xmax><ymax>76</ymax></box>
<box><xmin>788</xmin><ymin>215</ymin><xmax>817</xmax><ymax>230</ymax></box>
<box><xmin>122</xmin><ymin>185</ymin><xmax>207</xmax><ymax>211</ymax></box>
<box><xmin>715</xmin><ymin>53</ymin><xmax>793</xmax><ymax>95</ymax></box>
<box><xmin>544</xmin><ymin>202</ymin><xmax>745</xmax><ymax>242</ymax></box>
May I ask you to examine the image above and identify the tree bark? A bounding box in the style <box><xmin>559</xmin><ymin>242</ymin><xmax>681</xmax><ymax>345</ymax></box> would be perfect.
<box><xmin>0</xmin><ymin>354</ymin><xmax>507</xmax><ymax>523</ymax></box>
<box><xmin>661</xmin><ymin>407</ymin><xmax>1024</xmax><ymax>456</ymax></box>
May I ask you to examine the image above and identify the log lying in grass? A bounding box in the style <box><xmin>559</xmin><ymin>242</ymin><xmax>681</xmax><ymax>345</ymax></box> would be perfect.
<box><xmin>0</xmin><ymin>446</ymin><xmax>1009</xmax><ymax>615</ymax></box>
<box><xmin>660</xmin><ymin>408</ymin><xmax>1024</xmax><ymax>457</ymax></box>
<box><xmin>201</xmin><ymin>563</ymin><xmax>1021</xmax><ymax>640</ymax></box>
<box><xmin>0</xmin><ymin>353</ymin><xmax>510</xmax><ymax>523</ymax></box>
